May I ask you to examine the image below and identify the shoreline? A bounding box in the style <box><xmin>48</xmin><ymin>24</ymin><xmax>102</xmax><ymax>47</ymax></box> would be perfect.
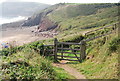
<box><xmin>0</xmin><ymin>26</ymin><xmax>51</xmax><ymax>49</ymax></box>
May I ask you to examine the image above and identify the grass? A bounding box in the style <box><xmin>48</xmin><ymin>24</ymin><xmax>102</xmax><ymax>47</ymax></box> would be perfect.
<box><xmin>50</xmin><ymin>5</ymin><xmax>119</xmax><ymax>43</ymax></box>
<box><xmin>1</xmin><ymin>48</ymin><xmax>55</xmax><ymax>80</ymax></box>
<box><xmin>69</xmin><ymin>33</ymin><xmax>119</xmax><ymax>79</ymax></box>
<box><xmin>53</xmin><ymin>67</ymin><xmax>75</xmax><ymax>79</ymax></box>
<box><xmin>48</xmin><ymin>5</ymin><xmax>118</xmax><ymax>29</ymax></box>
<box><xmin>1</xmin><ymin>45</ymin><xmax>75</xmax><ymax>80</ymax></box>
<box><xmin>57</xmin><ymin>50</ymin><xmax>80</xmax><ymax>60</ymax></box>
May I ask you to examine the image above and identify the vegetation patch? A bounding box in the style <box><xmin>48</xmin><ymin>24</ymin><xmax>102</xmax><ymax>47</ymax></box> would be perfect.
<box><xmin>69</xmin><ymin>33</ymin><xmax>119</xmax><ymax>79</ymax></box>
<box><xmin>1</xmin><ymin>42</ymin><xmax>75</xmax><ymax>80</ymax></box>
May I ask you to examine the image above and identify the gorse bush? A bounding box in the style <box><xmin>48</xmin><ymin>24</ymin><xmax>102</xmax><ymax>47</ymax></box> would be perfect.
<box><xmin>1</xmin><ymin>48</ymin><xmax>56</xmax><ymax>80</ymax></box>
<box><xmin>1</xmin><ymin>61</ymin><xmax>55</xmax><ymax>80</ymax></box>
<box><xmin>0</xmin><ymin>46</ymin><xmax>24</xmax><ymax>56</ymax></box>
<box><xmin>27</xmin><ymin>41</ymin><xmax>41</xmax><ymax>49</ymax></box>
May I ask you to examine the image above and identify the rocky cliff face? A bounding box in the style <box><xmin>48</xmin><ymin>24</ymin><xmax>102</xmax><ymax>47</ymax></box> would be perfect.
<box><xmin>21</xmin><ymin>6</ymin><xmax>58</xmax><ymax>31</ymax></box>
<box><xmin>21</xmin><ymin>8</ymin><xmax>54</xmax><ymax>26</ymax></box>
<box><xmin>37</xmin><ymin>17</ymin><xmax>58</xmax><ymax>32</ymax></box>
<box><xmin>22</xmin><ymin>13</ymin><xmax>43</xmax><ymax>26</ymax></box>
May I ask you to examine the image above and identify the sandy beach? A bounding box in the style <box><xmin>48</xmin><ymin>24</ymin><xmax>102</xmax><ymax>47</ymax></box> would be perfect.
<box><xmin>0</xmin><ymin>26</ymin><xmax>49</xmax><ymax>49</ymax></box>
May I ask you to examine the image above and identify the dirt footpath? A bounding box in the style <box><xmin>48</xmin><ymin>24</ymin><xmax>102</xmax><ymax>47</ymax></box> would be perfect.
<box><xmin>52</xmin><ymin>60</ymin><xmax>88</xmax><ymax>80</ymax></box>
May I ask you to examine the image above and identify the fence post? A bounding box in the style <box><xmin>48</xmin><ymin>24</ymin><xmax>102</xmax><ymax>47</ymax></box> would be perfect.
<box><xmin>80</xmin><ymin>41</ymin><xmax>86</xmax><ymax>61</ymax></box>
<box><xmin>54</xmin><ymin>38</ymin><xmax>58</xmax><ymax>62</ymax></box>
<box><xmin>40</xmin><ymin>44</ymin><xmax>44</xmax><ymax>56</ymax></box>
<box><xmin>114</xmin><ymin>24</ymin><xmax>117</xmax><ymax>33</ymax></box>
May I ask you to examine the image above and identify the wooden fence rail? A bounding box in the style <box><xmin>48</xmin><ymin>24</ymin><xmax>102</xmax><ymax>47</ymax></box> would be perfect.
<box><xmin>84</xmin><ymin>31</ymin><xmax>113</xmax><ymax>42</ymax></box>
<box><xmin>84</xmin><ymin>22</ymin><xmax>118</xmax><ymax>42</ymax></box>
<box><xmin>85</xmin><ymin>22</ymin><xmax>118</xmax><ymax>36</ymax></box>
<box><xmin>57</xmin><ymin>48</ymin><xmax>80</xmax><ymax>51</ymax></box>
<box><xmin>43</xmin><ymin>45</ymin><xmax>54</xmax><ymax>47</ymax></box>
<box><xmin>58</xmin><ymin>42</ymin><xmax>82</xmax><ymax>45</ymax></box>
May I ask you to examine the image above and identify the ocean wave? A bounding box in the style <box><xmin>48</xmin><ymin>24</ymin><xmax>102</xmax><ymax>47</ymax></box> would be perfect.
<box><xmin>0</xmin><ymin>16</ymin><xmax>26</xmax><ymax>25</ymax></box>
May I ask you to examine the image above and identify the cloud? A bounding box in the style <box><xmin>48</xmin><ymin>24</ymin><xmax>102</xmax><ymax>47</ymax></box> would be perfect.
<box><xmin>1</xmin><ymin>0</ymin><xmax>22</xmax><ymax>3</ymax></box>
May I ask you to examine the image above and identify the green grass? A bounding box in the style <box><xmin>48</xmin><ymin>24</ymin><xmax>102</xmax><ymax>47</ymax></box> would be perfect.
<box><xmin>53</xmin><ymin>67</ymin><xmax>75</xmax><ymax>79</ymax></box>
<box><xmin>69</xmin><ymin>33</ymin><xmax>119</xmax><ymax>79</ymax></box>
<box><xmin>1</xmin><ymin>48</ymin><xmax>55</xmax><ymax>80</ymax></box>
<box><xmin>49</xmin><ymin>5</ymin><xmax>119</xmax><ymax>42</ymax></box>
<box><xmin>48</xmin><ymin>4</ymin><xmax>118</xmax><ymax>28</ymax></box>
<box><xmin>48</xmin><ymin>3</ymin><xmax>118</xmax><ymax>22</ymax></box>
<box><xmin>57</xmin><ymin>50</ymin><xmax>80</xmax><ymax>60</ymax></box>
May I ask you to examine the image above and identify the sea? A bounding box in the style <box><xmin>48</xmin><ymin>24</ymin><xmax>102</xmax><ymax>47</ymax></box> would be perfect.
<box><xmin>0</xmin><ymin>16</ymin><xmax>26</xmax><ymax>25</ymax></box>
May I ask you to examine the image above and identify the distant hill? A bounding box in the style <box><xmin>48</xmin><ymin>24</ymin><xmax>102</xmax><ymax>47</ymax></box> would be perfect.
<box><xmin>0</xmin><ymin>2</ymin><xmax>50</xmax><ymax>17</ymax></box>
<box><xmin>21</xmin><ymin>3</ymin><xmax>119</xmax><ymax>32</ymax></box>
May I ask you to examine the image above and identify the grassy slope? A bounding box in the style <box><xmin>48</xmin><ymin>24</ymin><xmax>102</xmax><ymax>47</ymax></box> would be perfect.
<box><xmin>1</xmin><ymin>46</ymin><xmax>75</xmax><ymax>80</ymax></box>
<box><xmin>47</xmin><ymin>4</ymin><xmax>119</xmax><ymax>42</ymax></box>
<box><xmin>39</xmin><ymin>4</ymin><xmax>118</xmax><ymax>44</ymax></box>
<box><xmin>69</xmin><ymin>33</ymin><xmax>119</xmax><ymax>79</ymax></box>
<box><xmin>48</xmin><ymin>3</ymin><xmax>117</xmax><ymax>22</ymax></box>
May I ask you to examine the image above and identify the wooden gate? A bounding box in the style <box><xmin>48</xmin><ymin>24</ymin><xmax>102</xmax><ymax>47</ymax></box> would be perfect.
<box><xmin>42</xmin><ymin>38</ymin><xmax>86</xmax><ymax>62</ymax></box>
<box><xmin>54</xmin><ymin>38</ymin><xmax>86</xmax><ymax>62</ymax></box>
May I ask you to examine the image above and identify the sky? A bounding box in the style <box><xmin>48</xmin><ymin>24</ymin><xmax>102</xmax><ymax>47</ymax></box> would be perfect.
<box><xmin>0</xmin><ymin>0</ymin><xmax>120</xmax><ymax>5</ymax></box>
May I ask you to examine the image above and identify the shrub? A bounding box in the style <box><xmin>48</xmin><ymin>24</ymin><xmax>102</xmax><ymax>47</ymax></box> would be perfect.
<box><xmin>0</xmin><ymin>42</ymin><xmax>44</xmax><ymax>56</ymax></box>
<box><xmin>109</xmin><ymin>37</ymin><xmax>120</xmax><ymax>52</ymax></box>
<box><xmin>61</xmin><ymin>34</ymin><xmax>84</xmax><ymax>43</ymax></box>
<box><xmin>1</xmin><ymin>49</ymin><xmax>56</xmax><ymax>80</ymax></box>
<box><xmin>1</xmin><ymin>62</ymin><xmax>55</xmax><ymax>80</ymax></box>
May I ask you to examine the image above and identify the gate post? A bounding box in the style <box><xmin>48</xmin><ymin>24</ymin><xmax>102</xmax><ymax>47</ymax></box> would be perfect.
<box><xmin>54</xmin><ymin>38</ymin><xmax>58</xmax><ymax>62</ymax></box>
<box><xmin>61</xmin><ymin>44</ymin><xmax>64</xmax><ymax>59</ymax></box>
<box><xmin>80</xmin><ymin>40</ymin><xmax>86</xmax><ymax>61</ymax></box>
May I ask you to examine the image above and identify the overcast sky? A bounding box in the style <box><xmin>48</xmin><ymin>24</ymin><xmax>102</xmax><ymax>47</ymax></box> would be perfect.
<box><xmin>0</xmin><ymin>0</ymin><xmax>119</xmax><ymax>5</ymax></box>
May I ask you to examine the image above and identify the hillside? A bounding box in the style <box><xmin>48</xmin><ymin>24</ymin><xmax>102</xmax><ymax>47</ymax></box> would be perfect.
<box><xmin>0</xmin><ymin>3</ymin><xmax>119</xmax><ymax>80</ymax></box>
<box><xmin>21</xmin><ymin>3</ymin><xmax>119</xmax><ymax>34</ymax></box>
<box><xmin>0</xmin><ymin>2</ymin><xmax>50</xmax><ymax>17</ymax></box>
<box><xmin>70</xmin><ymin>31</ymin><xmax>119</xmax><ymax>79</ymax></box>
